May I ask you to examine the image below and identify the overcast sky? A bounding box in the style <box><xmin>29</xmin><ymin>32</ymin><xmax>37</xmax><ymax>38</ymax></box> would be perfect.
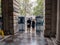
<box><xmin>30</xmin><ymin>0</ymin><xmax>36</xmax><ymax>2</ymax></box>
<box><xmin>29</xmin><ymin>0</ymin><xmax>37</xmax><ymax>9</ymax></box>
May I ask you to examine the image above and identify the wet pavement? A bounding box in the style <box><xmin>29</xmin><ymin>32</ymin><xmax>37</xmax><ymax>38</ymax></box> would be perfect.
<box><xmin>0</xmin><ymin>32</ymin><xmax>48</xmax><ymax>45</ymax></box>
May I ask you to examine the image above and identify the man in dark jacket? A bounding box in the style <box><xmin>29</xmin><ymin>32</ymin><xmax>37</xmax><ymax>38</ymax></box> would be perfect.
<box><xmin>27</xmin><ymin>18</ymin><xmax>31</xmax><ymax>32</ymax></box>
<box><xmin>32</xmin><ymin>19</ymin><xmax>36</xmax><ymax>32</ymax></box>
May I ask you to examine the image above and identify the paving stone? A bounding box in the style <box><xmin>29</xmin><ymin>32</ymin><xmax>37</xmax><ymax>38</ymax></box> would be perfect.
<box><xmin>0</xmin><ymin>32</ymin><xmax>54</xmax><ymax>45</ymax></box>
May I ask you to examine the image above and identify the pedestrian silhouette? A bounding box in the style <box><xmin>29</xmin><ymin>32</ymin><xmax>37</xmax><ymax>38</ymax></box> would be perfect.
<box><xmin>27</xmin><ymin>18</ymin><xmax>31</xmax><ymax>32</ymax></box>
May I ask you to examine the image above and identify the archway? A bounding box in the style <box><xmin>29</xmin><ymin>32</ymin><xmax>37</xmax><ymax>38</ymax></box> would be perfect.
<box><xmin>0</xmin><ymin>0</ymin><xmax>57</xmax><ymax>38</ymax></box>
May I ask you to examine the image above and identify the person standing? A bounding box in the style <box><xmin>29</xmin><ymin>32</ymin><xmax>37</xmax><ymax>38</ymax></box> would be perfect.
<box><xmin>32</xmin><ymin>19</ymin><xmax>36</xmax><ymax>32</ymax></box>
<box><xmin>27</xmin><ymin>18</ymin><xmax>31</xmax><ymax>32</ymax></box>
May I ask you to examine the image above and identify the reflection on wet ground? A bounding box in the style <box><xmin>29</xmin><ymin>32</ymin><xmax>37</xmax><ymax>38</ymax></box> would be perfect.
<box><xmin>0</xmin><ymin>32</ymin><xmax>48</xmax><ymax>45</ymax></box>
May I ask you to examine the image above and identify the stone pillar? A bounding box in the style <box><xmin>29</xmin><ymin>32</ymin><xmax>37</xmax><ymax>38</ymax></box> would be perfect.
<box><xmin>44</xmin><ymin>0</ymin><xmax>57</xmax><ymax>37</ymax></box>
<box><xmin>2</xmin><ymin>0</ymin><xmax>13</xmax><ymax>35</ymax></box>
<box><xmin>56</xmin><ymin>0</ymin><xmax>60</xmax><ymax>45</ymax></box>
<box><xmin>44</xmin><ymin>0</ymin><xmax>52</xmax><ymax>37</ymax></box>
<box><xmin>51</xmin><ymin>0</ymin><xmax>57</xmax><ymax>37</ymax></box>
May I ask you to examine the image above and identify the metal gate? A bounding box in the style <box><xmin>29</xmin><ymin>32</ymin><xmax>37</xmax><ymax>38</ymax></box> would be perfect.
<box><xmin>36</xmin><ymin>16</ymin><xmax>43</xmax><ymax>33</ymax></box>
<box><xmin>18</xmin><ymin>17</ymin><xmax>25</xmax><ymax>32</ymax></box>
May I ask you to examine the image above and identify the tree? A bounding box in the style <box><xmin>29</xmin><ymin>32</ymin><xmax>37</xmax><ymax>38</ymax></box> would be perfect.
<box><xmin>33</xmin><ymin>0</ymin><xmax>44</xmax><ymax>16</ymax></box>
<box><xmin>19</xmin><ymin>0</ymin><xmax>32</xmax><ymax>16</ymax></box>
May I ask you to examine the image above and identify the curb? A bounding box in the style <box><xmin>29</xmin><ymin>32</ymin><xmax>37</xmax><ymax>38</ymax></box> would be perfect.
<box><xmin>0</xmin><ymin>32</ymin><xmax>19</xmax><ymax>41</ymax></box>
<box><xmin>0</xmin><ymin>35</ymin><xmax>11</xmax><ymax>41</ymax></box>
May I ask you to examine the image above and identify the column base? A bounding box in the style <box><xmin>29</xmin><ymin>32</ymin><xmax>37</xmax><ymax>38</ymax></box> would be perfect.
<box><xmin>56</xmin><ymin>40</ymin><xmax>60</xmax><ymax>45</ymax></box>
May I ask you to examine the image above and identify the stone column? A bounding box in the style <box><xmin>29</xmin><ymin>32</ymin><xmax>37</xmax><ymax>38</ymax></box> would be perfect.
<box><xmin>44</xmin><ymin>0</ymin><xmax>52</xmax><ymax>37</ymax></box>
<box><xmin>51</xmin><ymin>0</ymin><xmax>57</xmax><ymax>37</ymax></box>
<box><xmin>56</xmin><ymin>0</ymin><xmax>60</xmax><ymax>45</ymax></box>
<box><xmin>2</xmin><ymin>0</ymin><xmax>13</xmax><ymax>35</ymax></box>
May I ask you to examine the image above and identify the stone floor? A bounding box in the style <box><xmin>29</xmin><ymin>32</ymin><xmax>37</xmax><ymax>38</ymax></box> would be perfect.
<box><xmin>0</xmin><ymin>31</ymin><xmax>53</xmax><ymax>45</ymax></box>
